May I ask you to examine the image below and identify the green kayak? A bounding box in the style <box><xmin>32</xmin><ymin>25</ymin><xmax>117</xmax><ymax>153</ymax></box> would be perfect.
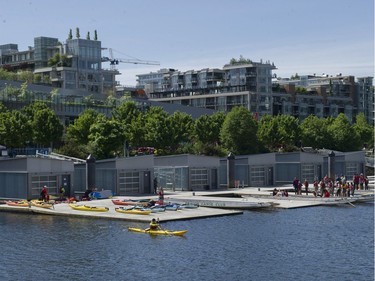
<box><xmin>128</xmin><ymin>227</ymin><xmax>187</xmax><ymax>236</ymax></box>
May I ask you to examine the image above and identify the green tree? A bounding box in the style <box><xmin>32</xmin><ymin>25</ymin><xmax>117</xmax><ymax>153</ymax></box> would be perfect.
<box><xmin>86</xmin><ymin>32</ymin><xmax>90</xmax><ymax>40</ymax></box>
<box><xmin>48</xmin><ymin>53</ymin><xmax>71</xmax><ymax>67</ymax></box>
<box><xmin>68</xmin><ymin>29</ymin><xmax>73</xmax><ymax>40</ymax></box>
<box><xmin>0</xmin><ymin>68</ymin><xmax>17</xmax><ymax>80</ymax></box>
<box><xmin>33</xmin><ymin>74</ymin><xmax>42</xmax><ymax>84</ymax></box>
<box><xmin>258</xmin><ymin>114</ymin><xmax>300</xmax><ymax>151</ymax></box>
<box><xmin>327</xmin><ymin>113</ymin><xmax>361</xmax><ymax>151</ymax></box>
<box><xmin>88</xmin><ymin>115</ymin><xmax>124</xmax><ymax>159</ymax></box>
<box><xmin>168</xmin><ymin>111</ymin><xmax>193</xmax><ymax>153</ymax></box>
<box><xmin>94</xmin><ymin>30</ymin><xmax>98</xmax><ymax>40</ymax></box>
<box><xmin>127</xmin><ymin>112</ymin><xmax>147</xmax><ymax>149</ymax></box>
<box><xmin>32</xmin><ymin>107</ymin><xmax>64</xmax><ymax>148</ymax></box>
<box><xmin>300</xmin><ymin>115</ymin><xmax>331</xmax><ymax>149</ymax></box>
<box><xmin>112</xmin><ymin>101</ymin><xmax>142</xmax><ymax>150</ymax></box>
<box><xmin>76</xmin><ymin>27</ymin><xmax>80</xmax><ymax>39</ymax></box>
<box><xmin>353</xmin><ymin>113</ymin><xmax>373</xmax><ymax>149</ymax></box>
<box><xmin>0</xmin><ymin>110</ymin><xmax>32</xmax><ymax>148</ymax></box>
<box><xmin>112</xmin><ymin>101</ymin><xmax>140</xmax><ymax>125</ymax></box>
<box><xmin>17</xmin><ymin>71</ymin><xmax>34</xmax><ymax>83</ymax></box>
<box><xmin>22</xmin><ymin>101</ymin><xmax>48</xmax><ymax>119</ymax></box>
<box><xmin>0</xmin><ymin>102</ymin><xmax>8</xmax><ymax>113</ymax></box>
<box><xmin>220</xmin><ymin>106</ymin><xmax>259</xmax><ymax>155</ymax></box>
<box><xmin>66</xmin><ymin>108</ymin><xmax>99</xmax><ymax>145</ymax></box>
<box><xmin>144</xmin><ymin>106</ymin><xmax>171</xmax><ymax>152</ymax></box>
<box><xmin>193</xmin><ymin>112</ymin><xmax>226</xmax><ymax>155</ymax></box>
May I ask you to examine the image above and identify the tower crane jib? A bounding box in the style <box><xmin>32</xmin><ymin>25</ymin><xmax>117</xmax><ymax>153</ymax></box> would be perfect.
<box><xmin>102</xmin><ymin>48</ymin><xmax>160</xmax><ymax>69</ymax></box>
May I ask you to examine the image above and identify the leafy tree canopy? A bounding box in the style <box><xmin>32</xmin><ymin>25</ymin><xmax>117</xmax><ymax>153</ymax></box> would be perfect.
<box><xmin>220</xmin><ymin>106</ymin><xmax>259</xmax><ymax>155</ymax></box>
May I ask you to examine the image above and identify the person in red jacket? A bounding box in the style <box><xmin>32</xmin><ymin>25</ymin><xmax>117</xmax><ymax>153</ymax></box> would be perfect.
<box><xmin>40</xmin><ymin>186</ymin><xmax>49</xmax><ymax>202</ymax></box>
<box><xmin>323</xmin><ymin>189</ymin><xmax>330</xmax><ymax>198</ymax></box>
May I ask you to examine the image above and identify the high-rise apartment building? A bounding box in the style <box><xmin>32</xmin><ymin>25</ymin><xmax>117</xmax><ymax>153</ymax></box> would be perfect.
<box><xmin>0</xmin><ymin>36</ymin><xmax>118</xmax><ymax>95</ymax></box>
<box><xmin>138</xmin><ymin>60</ymin><xmax>276</xmax><ymax>113</ymax></box>
<box><xmin>138</xmin><ymin>63</ymin><xmax>373</xmax><ymax>124</ymax></box>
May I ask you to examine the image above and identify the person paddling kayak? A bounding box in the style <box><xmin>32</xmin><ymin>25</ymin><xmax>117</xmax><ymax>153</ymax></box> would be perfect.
<box><xmin>147</xmin><ymin>218</ymin><xmax>161</xmax><ymax>231</ymax></box>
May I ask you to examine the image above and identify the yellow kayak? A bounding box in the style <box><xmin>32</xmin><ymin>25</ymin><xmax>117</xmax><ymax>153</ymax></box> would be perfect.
<box><xmin>31</xmin><ymin>200</ymin><xmax>54</xmax><ymax>209</ymax></box>
<box><xmin>68</xmin><ymin>204</ymin><xmax>109</xmax><ymax>212</ymax></box>
<box><xmin>6</xmin><ymin>200</ymin><xmax>29</xmax><ymax>207</ymax></box>
<box><xmin>128</xmin><ymin>227</ymin><xmax>187</xmax><ymax>236</ymax></box>
<box><xmin>115</xmin><ymin>207</ymin><xmax>151</xmax><ymax>215</ymax></box>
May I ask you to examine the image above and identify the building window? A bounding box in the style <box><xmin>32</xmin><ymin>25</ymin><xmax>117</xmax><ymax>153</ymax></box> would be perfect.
<box><xmin>250</xmin><ymin>166</ymin><xmax>265</xmax><ymax>186</ymax></box>
<box><xmin>31</xmin><ymin>175</ymin><xmax>58</xmax><ymax>196</ymax></box>
<box><xmin>345</xmin><ymin>163</ymin><xmax>358</xmax><ymax>179</ymax></box>
<box><xmin>118</xmin><ymin>171</ymin><xmax>139</xmax><ymax>194</ymax></box>
<box><xmin>301</xmin><ymin>164</ymin><xmax>315</xmax><ymax>182</ymax></box>
<box><xmin>191</xmin><ymin>168</ymin><xmax>208</xmax><ymax>190</ymax></box>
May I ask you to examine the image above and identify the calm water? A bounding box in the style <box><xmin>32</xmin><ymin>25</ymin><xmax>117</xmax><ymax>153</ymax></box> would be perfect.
<box><xmin>0</xmin><ymin>203</ymin><xmax>373</xmax><ymax>281</ymax></box>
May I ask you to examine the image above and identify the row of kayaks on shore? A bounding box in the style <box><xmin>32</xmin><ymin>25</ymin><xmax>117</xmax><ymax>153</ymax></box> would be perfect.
<box><xmin>2</xmin><ymin>201</ymin><xmax>187</xmax><ymax>236</ymax></box>
<box><xmin>66</xmin><ymin>204</ymin><xmax>193</xmax><ymax>215</ymax></box>
<box><xmin>4</xmin><ymin>200</ymin><xmax>54</xmax><ymax>209</ymax></box>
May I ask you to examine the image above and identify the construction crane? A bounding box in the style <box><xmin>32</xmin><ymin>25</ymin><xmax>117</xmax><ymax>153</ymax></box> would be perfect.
<box><xmin>102</xmin><ymin>48</ymin><xmax>160</xmax><ymax>70</ymax></box>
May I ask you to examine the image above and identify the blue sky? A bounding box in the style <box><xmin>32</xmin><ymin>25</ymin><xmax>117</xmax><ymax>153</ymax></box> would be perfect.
<box><xmin>1</xmin><ymin>0</ymin><xmax>373</xmax><ymax>85</ymax></box>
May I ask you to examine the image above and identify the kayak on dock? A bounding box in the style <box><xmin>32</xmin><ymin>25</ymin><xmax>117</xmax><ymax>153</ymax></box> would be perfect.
<box><xmin>68</xmin><ymin>204</ymin><xmax>109</xmax><ymax>212</ymax></box>
<box><xmin>128</xmin><ymin>227</ymin><xmax>187</xmax><ymax>236</ymax></box>
<box><xmin>31</xmin><ymin>200</ymin><xmax>54</xmax><ymax>209</ymax></box>
<box><xmin>111</xmin><ymin>199</ymin><xmax>149</xmax><ymax>207</ymax></box>
<box><xmin>115</xmin><ymin>206</ymin><xmax>151</xmax><ymax>215</ymax></box>
<box><xmin>6</xmin><ymin>200</ymin><xmax>29</xmax><ymax>207</ymax></box>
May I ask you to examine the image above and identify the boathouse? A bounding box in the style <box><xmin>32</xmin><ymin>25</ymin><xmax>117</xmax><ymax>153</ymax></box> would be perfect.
<box><xmin>219</xmin><ymin>150</ymin><xmax>366</xmax><ymax>187</ymax></box>
<box><xmin>153</xmin><ymin>154</ymin><xmax>220</xmax><ymax>191</ymax></box>
<box><xmin>73</xmin><ymin>155</ymin><xmax>154</xmax><ymax>196</ymax></box>
<box><xmin>0</xmin><ymin>157</ymin><xmax>74</xmax><ymax>200</ymax></box>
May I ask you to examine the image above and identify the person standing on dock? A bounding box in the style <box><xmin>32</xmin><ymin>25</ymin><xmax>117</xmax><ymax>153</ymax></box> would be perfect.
<box><xmin>303</xmin><ymin>179</ymin><xmax>309</xmax><ymax>195</ymax></box>
<box><xmin>158</xmin><ymin>187</ymin><xmax>164</xmax><ymax>204</ymax></box>
<box><xmin>293</xmin><ymin>177</ymin><xmax>299</xmax><ymax>195</ymax></box>
<box><xmin>41</xmin><ymin>186</ymin><xmax>49</xmax><ymax>202</ymax></box>
<box><xmin>59</xmin><ymin>185</ymin><xmax>65</xmax><ymax>200</ymax></box>
<box><xmin>153</xmin><ymin>177</ymin><xmax>158</xmax><ymax>194</ymax></box>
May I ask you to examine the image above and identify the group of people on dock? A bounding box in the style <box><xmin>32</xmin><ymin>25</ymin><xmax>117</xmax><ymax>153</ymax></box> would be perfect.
<box><xmin>291</xmin><ymin>173</ymin><xmax>369</xmax><ymax>198</ymax></box>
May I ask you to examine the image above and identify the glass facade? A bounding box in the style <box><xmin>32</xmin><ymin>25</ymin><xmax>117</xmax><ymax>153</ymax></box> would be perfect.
<box><xmin>31</xmin><ymin>175</ymin><xmax>58</xmax><ymax>196</ymax></box>
<box><xmin>190</xmin><ymin>168</ymin><xmax>209</xmax><ymax>190</ymax></box>
<box><xmin>118</xmin><ymin>171</ymin><xmax>140</xmax><ymax>195</ymax></box>
<box><xmin>301</xmin><ymin>164</ymin><xmax>315</xmax><ymax>182</ymax></box>
<box><xmin>154</xmin><ymin>167</ymin><xmax>189</xmax><ymax>191</ymax></box>
<box><xmin>34</xmin><ymin>37</ymin><xmax>59</xmax><ymax>68</ymax></box>
<box><xmin>345</xmin><ymin>163</ymin><xmax>359</xmax><ymax>180</ymax></box>
<box><xmin>250</xmin><ymin>166</ymin><xmax>265</xmax><ymax>186</ymax></box>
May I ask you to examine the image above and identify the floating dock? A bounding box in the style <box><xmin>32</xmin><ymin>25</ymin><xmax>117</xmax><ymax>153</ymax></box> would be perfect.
<box><xmin>0</xmin><ymin>187</ymin><xmax>373</xmax><ymax>221</ymax></box>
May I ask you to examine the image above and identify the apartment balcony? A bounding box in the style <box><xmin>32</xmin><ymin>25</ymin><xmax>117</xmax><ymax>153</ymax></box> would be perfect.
<box><xmin>50</xmin><ymin>73</ymin><xmax>63</xmax><ymax>82</ymax></box>
<box><xmin>245</xmin><ymin>72</ymin><xmax>257</xmax><ymax>77</ymax></box>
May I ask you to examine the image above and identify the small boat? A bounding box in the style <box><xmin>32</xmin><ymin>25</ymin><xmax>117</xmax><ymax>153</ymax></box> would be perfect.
<box><xmin>68</xmin><ymin>204</ymin><xmax>109</xmax><ymax>212</ymax></box>
<box><xmin>128</xmin><ymin>227</ymin><xmax>187</xmax><ymax>236</ymax></box>
<box><xmin>115</xmin><ymin>207</ymin><xmax>151</xmax><ymax>215</ymax></box>
<box><xmin>31</xmin><ymin>200</ymin><xmax>54</xmax><ymax>209</ymax></box>
<box><xmin>6</xmin><ymin>200</ymin><xmax>29</xmax><ymax>207</ymax></box>
<box><xmin>112</xmin><ymin>199</ymin><xmax>149</xmax><ymax>207</ymax></box>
